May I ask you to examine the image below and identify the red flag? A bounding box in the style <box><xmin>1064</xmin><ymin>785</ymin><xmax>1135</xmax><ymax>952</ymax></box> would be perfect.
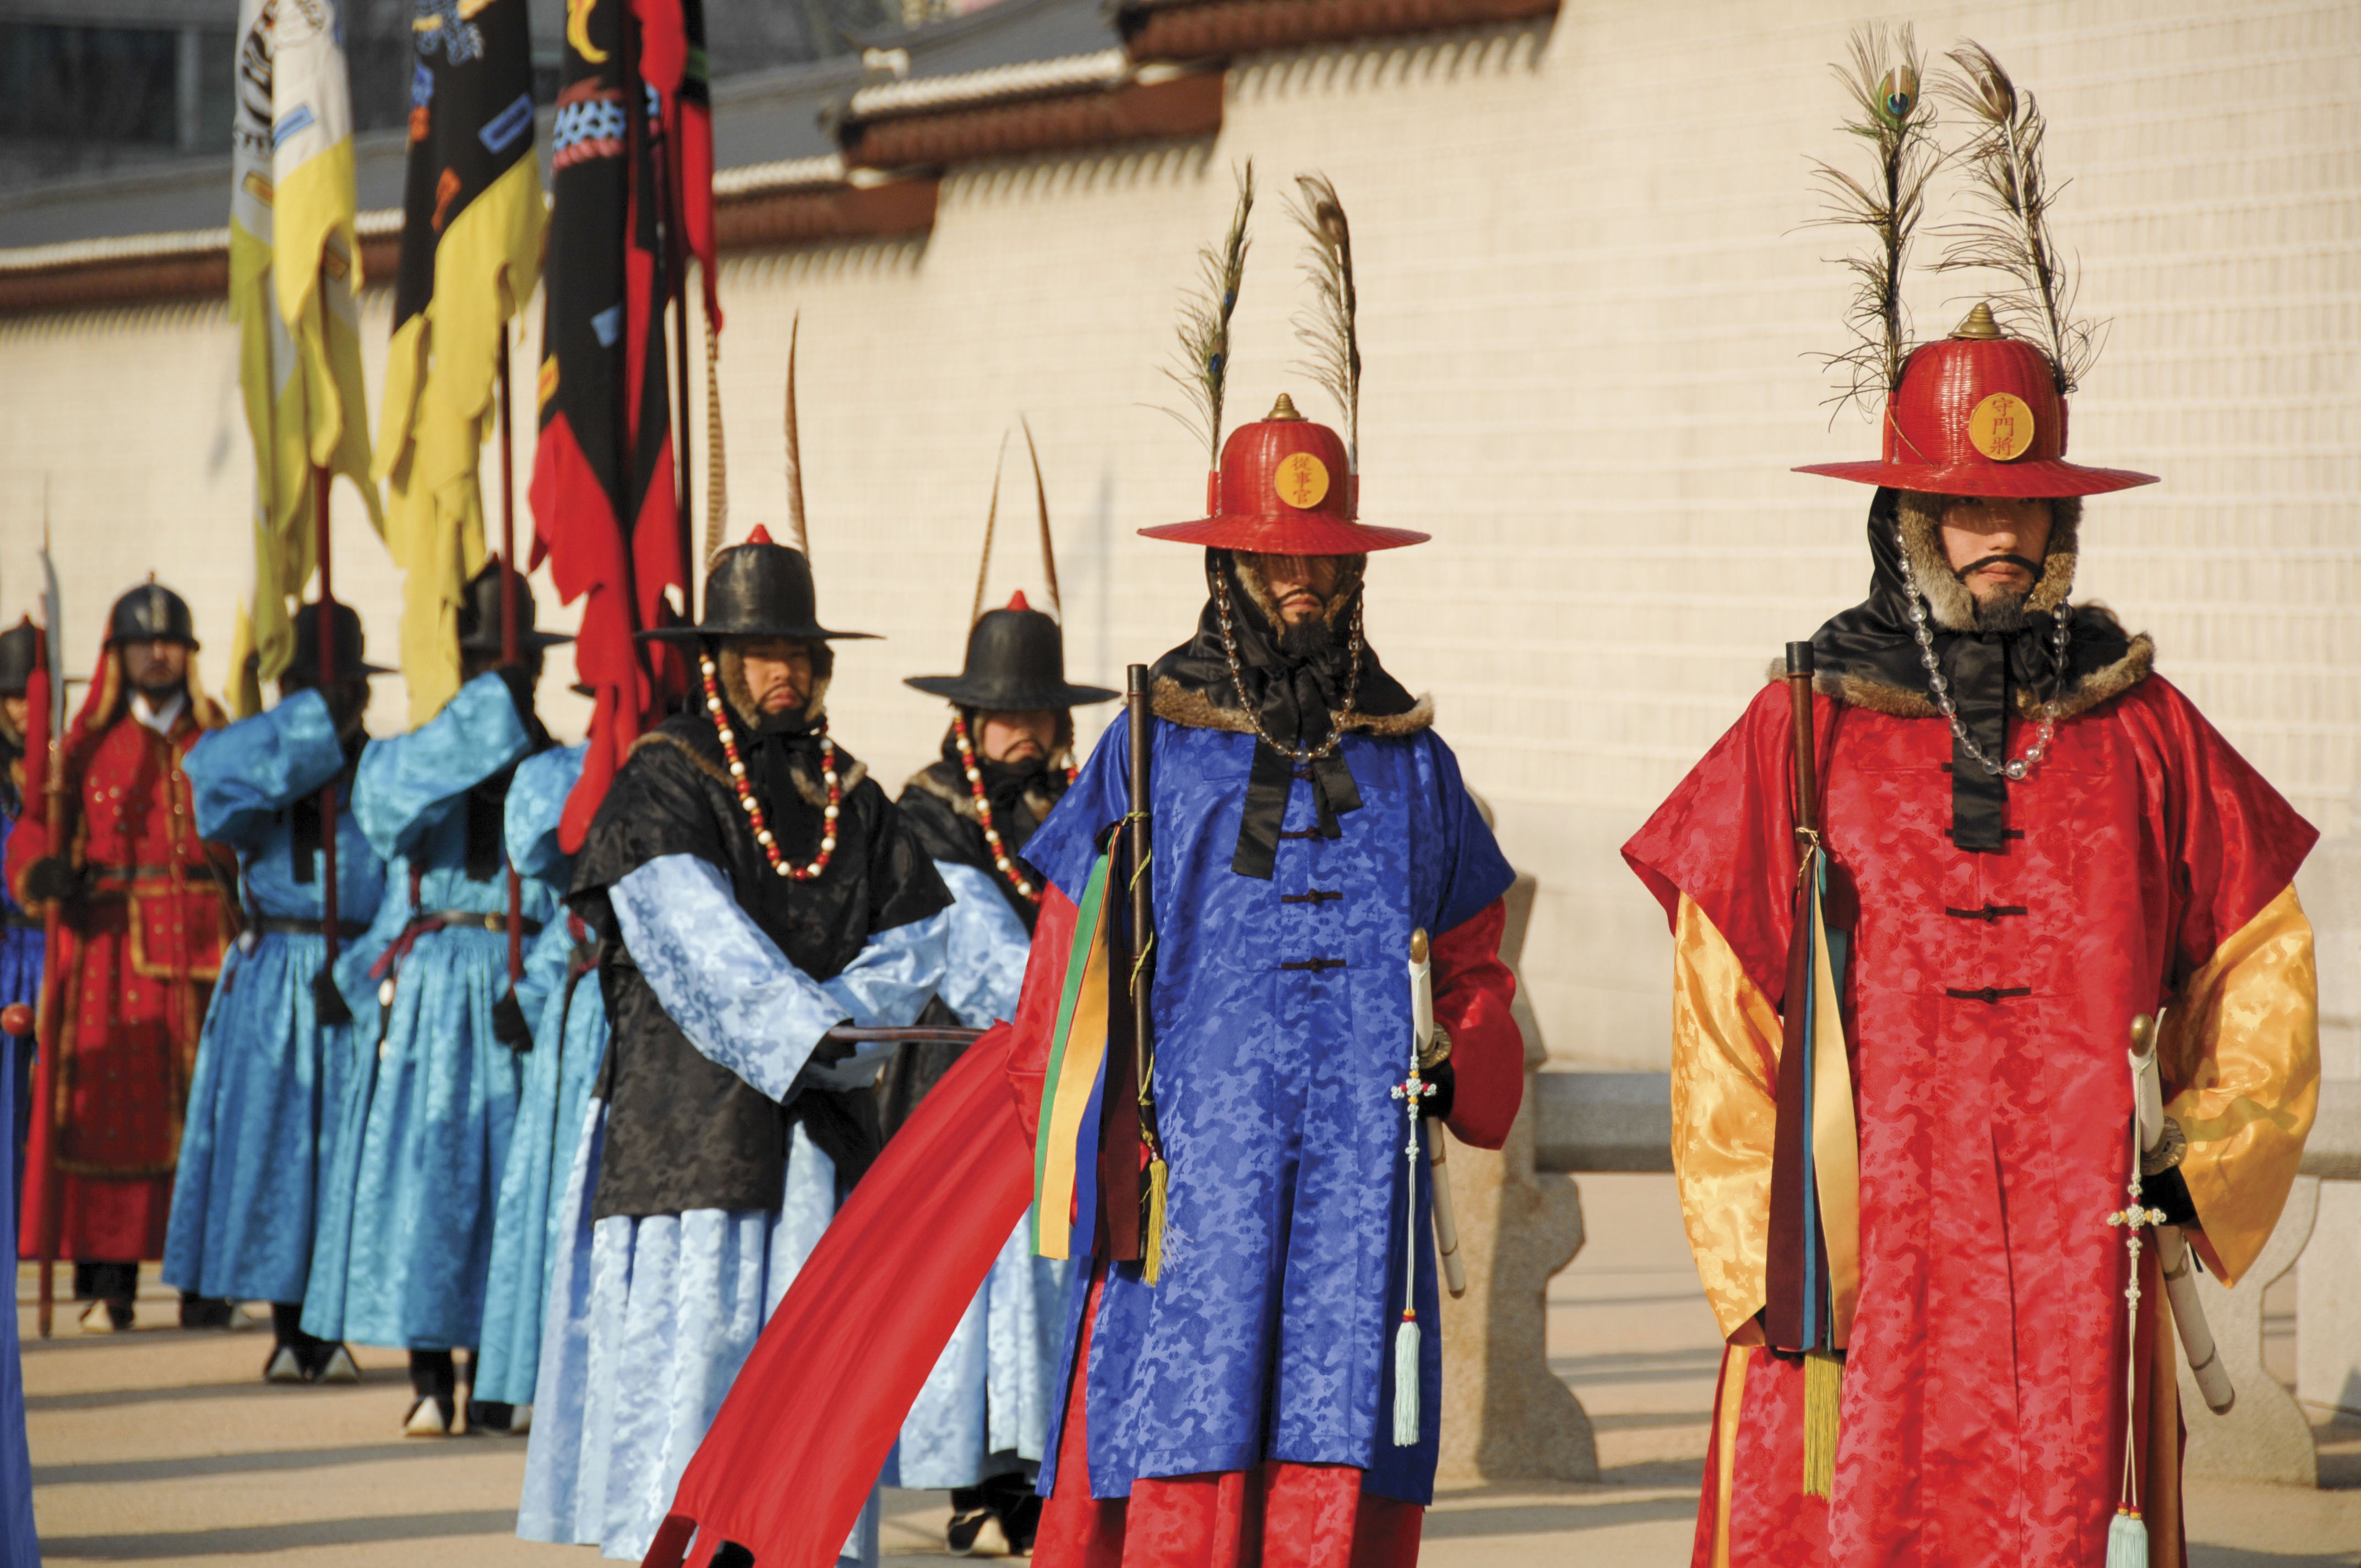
<box><xmin>530</xmin><ymin>0</ymin><xmax>687</xmax><ymax>850</ymax></box>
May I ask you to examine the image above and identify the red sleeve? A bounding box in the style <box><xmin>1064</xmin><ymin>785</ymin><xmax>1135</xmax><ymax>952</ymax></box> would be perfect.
<box><xmin>1432</xmin><ymin>898</ymin><xmax>1522</xmax><ymax>1151</ymax></box>
<box><xmin>1003</xmin><ymin>883</ymin><xmax>1079</xmax><ymax>1146</ymax></box>
<box><xmin>2124</xmin><ymin>677</ymin><xmax>2319</xmax><ymax>989</ymax></box>
<box><xmin>1622</xmin><ymin>681</ymin><xmax>1811</xmax><ymax>1011</ymax></box>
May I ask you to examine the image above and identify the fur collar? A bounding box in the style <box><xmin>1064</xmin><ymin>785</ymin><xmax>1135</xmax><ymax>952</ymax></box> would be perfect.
<box><xmin>1150</xmin><ymin>676</ymin><xmax>1434</xmax><ymax>738</ymax></box>
<box><xmin>1895</xmin><ymin>492</ymin><xmax>2082</xmax><ymax>632</ymax></box>
<box><xmin>1766</xmin><ymin>629</ymin><xmax>2154</xmax><ymax>721</ymax></box>
<box><xmin>901</xmin><ymin>760</ymin><xmax>1059</xmax><ymax>825</ymax></box>
<box><xmin>630</xmin><ymin>726</ymin><xmax>868</xmax><ymax>807</ymax></box>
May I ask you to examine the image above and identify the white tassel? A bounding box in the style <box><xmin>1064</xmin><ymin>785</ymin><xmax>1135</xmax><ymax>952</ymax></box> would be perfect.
<box><xmin>1392</xmin><ymin>1314</ymin><xmax>1421</xmax><ymax>1446</ymax></box>
<box><xmin>2106</xmin><ymin>1509</ymin><xmax>2146</xmax><ymax>1567</ymax></box>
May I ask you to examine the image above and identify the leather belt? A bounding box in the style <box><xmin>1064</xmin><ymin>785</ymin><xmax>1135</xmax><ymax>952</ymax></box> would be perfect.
<box><xmin>1280</xmin><ymin>957</ymin><xmax>1347</xmax><ymax>972</ymax></box>
<box><xmin>1945</xmin><ymin>986</ymin><xmax>2032</xmax><ymax>1004</ymax></box>
<box><xmin>249</xmin><ymin>916</ymin><xmax>371</xmax><ymax>939</ymax></box>
<box><xmin>368</xmin><ymin>909</ymin><xmax>546</xmax><ymax>982</ymax></box>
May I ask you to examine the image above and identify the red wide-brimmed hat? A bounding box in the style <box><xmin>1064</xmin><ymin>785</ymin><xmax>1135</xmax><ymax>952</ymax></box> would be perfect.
<box><xmin>1796</xmin><ymin>306</ymin><xmax>2158</xmax><ymax>499</ymax></box>
<box><xmin>1139</xmin><ymin>395</ymin><xmax>1428</xmax><ymax>553</ymax></box>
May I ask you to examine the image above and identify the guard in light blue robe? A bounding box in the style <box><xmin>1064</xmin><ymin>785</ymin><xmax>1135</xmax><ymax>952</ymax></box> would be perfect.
<box><xmin>164</xmin><ymin>616</ymin><xmax>388</xmax><ymax>1381</ymax></box>
<box><xmin>304</xmin><ymin>634</ymin><xmax>565</xmax><ymax>1432</ymax></box>
<box><xmin>880</xmin><ymin>589</ymin><xmax>1115</xmax><ymax>1554</ymax></box>
<box><xmin>519</xmin><ymin>532</ymin><xmax>951</xmax><ymax>1563</ymax></box>
<box><xmin>473</xmin><ymin>742</ymin><xmax>606</xmax><ymax>1418</ymax></box>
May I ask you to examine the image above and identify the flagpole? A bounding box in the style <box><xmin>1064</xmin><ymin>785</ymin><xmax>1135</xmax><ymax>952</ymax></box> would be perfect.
<box><xmin>668</xmin><ymin>126</ymin><xmax>693</xmax><ymax>624</ymax></box>
<box><xmin>312</xmin><ymin>275</ymin><xmax>343</xmax><ymax>981</ymax></box>
<box><xmin>615</xmin><ymin>3</ymin><xmax>646</xmax><ymax>660</ymax></box>
<box><xmin>498</xmin><ymin>328</ymin><xmax>524</xmax><ymax>987</ymax></box>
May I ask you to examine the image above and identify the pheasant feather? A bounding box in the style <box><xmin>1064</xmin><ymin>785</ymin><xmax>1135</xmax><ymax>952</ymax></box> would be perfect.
<box><xmin>1808</xmin><ymin>24</ymin><xmax>1938</xmax><ymax>416</ymax></box>
<box><xmin>968</xmin><ymin>431</ymin><xmax>1009</xmax><ymax>626</ymax></box>
<box><xmin>1935</xmin><ymin>41</ymin><xmax>2103</xmax><ymax>391</ymax></box>
<box><xmin>1161</xmin><ymin>163</ymin><xmax>1254</xmax><ymax>466</ymax></box>
<box><xmin>1022</xmin><ymin>416</ymin><xmax>1061</xmax><ymax>620</ymax></box>
<box><xmin>1287</xmin><ymin>172</ymin><xmax>1362</xmax><ymax>468</ymax></box>
<box><xmin>782</xmin><ymin>313</ymin><xmax>810</xmax><ymax>555</ymax></box>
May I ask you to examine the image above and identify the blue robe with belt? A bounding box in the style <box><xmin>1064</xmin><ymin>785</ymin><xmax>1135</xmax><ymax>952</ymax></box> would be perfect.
<box><xmin>474</xmin><ymin>742</ymin><xmax>606</xmax><ymax>1407</ymax></box>
<box><xmin>1024</xmin><ymin>712</ymin><xmax>1513</xmax><ymax>1505</ymax></box>
<box><xmin>303</xmin><ymin>673</ymin><xmax>557</xmax><ymax>1351</ymax></box>
<box><xmin>162</xmin><ymin>690</ymin><xmax>386</xmax><ymax>1305</ymax></box>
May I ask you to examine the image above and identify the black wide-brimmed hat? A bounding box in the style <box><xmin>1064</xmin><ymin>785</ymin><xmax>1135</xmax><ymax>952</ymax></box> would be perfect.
<box><xmin>643</xmin><ymin>527</ymin><xmax>877</xmax><ymax>644</ymax></box>
<box><xmin>458</xmin><ymin>557</ymin><xmax>573</xmax><ymax>654</ymax></box>
<box><xmin>0</xmin><ymin>619</ymin><xmax>36</xmax><ymax>696</ymax></box>
<box><xmin>107</xmin><ymin>580</ymin><xmax>197</xmax><ymax>648</ymax></box>
<box><xmin>905</xmin><ymin>591</ymin><xmax>1116</xmax><ymax>711</ymax></box>
<box><xmin>289</xmin><ymin>602</ymin><xmax>392</xmax><ymax>681</ymax></box>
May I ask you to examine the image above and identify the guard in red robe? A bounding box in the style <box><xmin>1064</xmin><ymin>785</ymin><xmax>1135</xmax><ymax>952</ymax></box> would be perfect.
<box><xmin>12</xmin><ymin>583</ymin><xmax>237</xmax><ymax>1332</ymax></box>
<box><xmin>1624</xmin><ymin>302</ymin><xmax>2320</xmax><ymax>1567</ymax></box>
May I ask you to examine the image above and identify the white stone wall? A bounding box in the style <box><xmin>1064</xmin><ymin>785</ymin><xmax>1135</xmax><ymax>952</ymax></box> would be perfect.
<box><xmin>0</xmin><ymin>0</ymin><xmax>2354</xmax><ymax>1070</ymax></box>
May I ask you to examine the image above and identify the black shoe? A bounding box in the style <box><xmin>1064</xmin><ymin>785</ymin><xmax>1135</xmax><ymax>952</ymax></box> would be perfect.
<box><xmin>1001</xmin><ymin>1491</ymin><xmax>1042</xmax><ymax>1555</ymax></box>
<box><xmin>948</xmin><ymin>1510</ymin><xmax>1010</xmax><ymax>1558</ymax></box>
<box><xmin>263</xmin><ymin>1344</ymin><xmax>306</xmax><ymax>1384</ymax></box>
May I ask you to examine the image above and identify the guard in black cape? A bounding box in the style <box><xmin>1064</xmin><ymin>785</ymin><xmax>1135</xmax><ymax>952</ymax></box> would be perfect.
<box><xmin>518</xmin><ymin>524</ymin><xmax>953</xmax><ymax>1562</ymax></box>
<box><xmin>882</xmin><ymin>460</ymin><xmax>1116</xmax><ymax>1555</ymax></box>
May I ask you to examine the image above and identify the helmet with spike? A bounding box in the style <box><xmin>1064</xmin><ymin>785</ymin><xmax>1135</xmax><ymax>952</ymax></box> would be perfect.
<box><xmin>1137</xmin><ymin>168</ymin><xmax>1428</xmax><ymax>554</ymax></box>
<box><xmin>1796</xmin><ymin>32</ymin><xmax>2156</xmax><ymax>500</ymax></box>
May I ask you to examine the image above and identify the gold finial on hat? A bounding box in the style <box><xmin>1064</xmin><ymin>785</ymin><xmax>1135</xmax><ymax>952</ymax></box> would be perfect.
<box><xmin>1951</xmin><ymin>302</ymin><xmax>2003</xmax><ymax>340</ymax></box>
<box><xmin>1265</xmin><ymin>393</ymin><xmax>1305</xmax><ymax>421</ymax></box>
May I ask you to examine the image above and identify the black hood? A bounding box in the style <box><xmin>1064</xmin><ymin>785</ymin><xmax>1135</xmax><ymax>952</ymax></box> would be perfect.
<box><xmin>1805</xmin><ymin>488</ymin><xmax>2147</xmax><ymax>851</ymax></box>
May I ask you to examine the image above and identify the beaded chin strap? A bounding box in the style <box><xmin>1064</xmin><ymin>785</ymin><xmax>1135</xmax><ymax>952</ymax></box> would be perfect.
<box><xmin>1892</xmin><ymin>524</ymin><xmax>2071</xmax><ymax>782</ymax></box>
<box><xmin>1212</xmin><ymin>572</ymin><xmax>1365</xmax><ymax>763</ymax></box>
<box><xmin>948</xmin><ymin>707</ymin><xmax>1078</xmax><ymax>903</ymax></box>
<box><xmin>700</xmin><ymin>653</ymin><xmax>840</xmax><ymax>880</ymax></box>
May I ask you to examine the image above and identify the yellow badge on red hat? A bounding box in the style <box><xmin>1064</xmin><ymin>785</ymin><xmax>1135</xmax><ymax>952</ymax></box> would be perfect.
<box><xmin>1968</xmin><ymin>393</ymin><xmax>2036</xmax><ymax>461</ymax></box>
<box><xmin>1274</xmin><ymin>453</ymin><xmax>1330</xmax><ymax>510</ymax></box>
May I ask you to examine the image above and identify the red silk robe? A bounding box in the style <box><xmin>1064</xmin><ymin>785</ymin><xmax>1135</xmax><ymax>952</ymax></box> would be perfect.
<box><xmin>12</xmin><ymin>665</ymin><xmax>231</xmax><ymax>1264</ymax></box>
<box><xmin>1625</xmin><ymin>674</ymin><xmax>2318</xmax><ymax>1568</ymax></box>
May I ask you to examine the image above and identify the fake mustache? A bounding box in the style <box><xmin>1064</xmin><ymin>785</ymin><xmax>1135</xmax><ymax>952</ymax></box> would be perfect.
<box><xmin>1953</xmin><ymin>553</ymin><xmax>2042</xmax><ymax>581</ymax></box>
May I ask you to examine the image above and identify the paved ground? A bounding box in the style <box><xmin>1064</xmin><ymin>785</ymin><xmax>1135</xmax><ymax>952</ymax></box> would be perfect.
<box><xmin>18</xmin><ymin>1174</ymin><xmax>2359</xmax><ymax>1565</ymax></box>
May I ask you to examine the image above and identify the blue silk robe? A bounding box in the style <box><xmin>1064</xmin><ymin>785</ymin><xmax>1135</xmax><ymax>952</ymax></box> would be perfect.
<box><xmin>475</xmin><ymin>743</ymin><xmax>606</xmax><ymax>1407</ymax></box>
<box><xmin>302</xmin><ymin>673</ymin><xmax>559</xmax><ymax>1350</ymax></box>
<box><xmin>1025</xmin><ymin>712</ymin><xmax>1514</xmax><ymax>1506</ymax></box>
<box><xmin>162</xmin><ymin>690</ymin><xmax>386</xmax><ymax>1305</ymax></box>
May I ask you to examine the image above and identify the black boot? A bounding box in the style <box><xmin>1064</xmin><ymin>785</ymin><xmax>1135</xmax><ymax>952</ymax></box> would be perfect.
<box><xmin>404</xmin><ymin>1349</ymin><xmax>457</xmax><ymax>1436</ymax></box>
<box><xmin>263</xmin><ymin>1304</ymin><xmax>306</xmax><ymax>1382</ymax></box>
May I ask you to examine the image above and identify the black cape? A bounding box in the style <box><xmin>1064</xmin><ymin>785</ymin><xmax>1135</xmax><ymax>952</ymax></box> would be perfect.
<box><xmin>1149</xmin><ymin>549</ymin><xmax>1418</xmax><ymax>879</ymax></box>
<box><xmin>572</xmin><ymin>709</ymin><xmax>952</xmax><ymax>1217</ymax></box>
<box><xmin>1808</xmin><ymin>489</ymin><xmax>2136</xmax><ymax>851</ymax></box>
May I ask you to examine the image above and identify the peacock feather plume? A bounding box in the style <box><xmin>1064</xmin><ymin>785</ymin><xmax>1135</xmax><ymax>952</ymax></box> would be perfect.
<box><xmin>1935</xmin><ymin>41</ymin><xmax>2103</xmax><ymax>391</ymax></box>
<box><xmin>1808</xmin><ymin>23</ymin><xmax>1939</xmax><ymax>417</ymax></box>
<box><xmin>1161</xmin><ymin>162</ymin><xmax>1254</xmax><ymax>466</ymax></box>
<box><xmin>1287</xmin><ymin>172</ymin><xmax>1362</xmax><ymax>469</ymax></box>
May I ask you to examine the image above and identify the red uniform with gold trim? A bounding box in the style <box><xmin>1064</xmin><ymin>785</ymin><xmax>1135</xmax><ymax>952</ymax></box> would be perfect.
<box><xmin>10</xmin><ymin>650</ymin><xmax>231</xmax><ymax>1265</ymax></box>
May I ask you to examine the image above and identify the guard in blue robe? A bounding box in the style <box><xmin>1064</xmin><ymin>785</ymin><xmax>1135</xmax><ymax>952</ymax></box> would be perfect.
<box><xmin>303</xmin><ymin>562</ymin><xmax>570</xmax><ymax>1436</ymax></box>
<box><xmin>518</xmin><ymin>530</ymin><xmax>951</xmax><ymax>1562</ymax></box>
<box><xmin>473</xmin><ymin>741</ymin><xmax>606</xmax><ymax>1423</ymax></box>
<box><xmin>164</xmin><ymin>603</ymin><xmax>388</xmax><ymax>1382</ymax></box>
<box><xmin>884</xmin><ymin>590</ymin><xmax>1116</xmax><ymax>1554</ymax></box>
<box><xmin>0</xmin><ymin>622</ymin><xmax>45</xmax><ymax>1208</ymax></box>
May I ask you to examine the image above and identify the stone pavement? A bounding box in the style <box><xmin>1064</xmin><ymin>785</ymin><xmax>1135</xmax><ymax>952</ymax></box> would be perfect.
<box><xmin>18</xmin><ymin>1174</ymin><xmax>2359</xmax><ymax>1565</ymax></box>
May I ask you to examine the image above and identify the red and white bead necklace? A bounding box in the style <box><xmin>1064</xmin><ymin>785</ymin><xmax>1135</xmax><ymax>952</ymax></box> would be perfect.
<box><xmin>703</xmin><ymin>654</ymin><xmax>839</xmax><ymax>880</ymax></box>
<box><xmin>949</xmin><ymin>709</ymin><xmax>1076</xmax><ymax>903</ymax></box>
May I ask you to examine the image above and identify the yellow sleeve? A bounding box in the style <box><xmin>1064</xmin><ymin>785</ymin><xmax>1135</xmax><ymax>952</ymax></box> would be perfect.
<box><xmin>1670</xmin><ymin>893</ymin><xmax>1782</xmax><ymax>1338</ymax></box>
<box><xmin>2159</xmin><ymin>883</ymin><xmax>2319</xmax><ymax>1287</ymax></box>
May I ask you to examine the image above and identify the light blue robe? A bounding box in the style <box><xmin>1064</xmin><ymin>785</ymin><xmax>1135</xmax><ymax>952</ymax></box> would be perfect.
<box><xmin>302</xmin><ymin>673</ymin><xmax>558</xmax><ymax>1351</ymax></box>
<box><xmin>162</xmin><ymin>690</ymin><xmax>387</xmax><ymax>1305</ymax></box>
<box><xmin>885</xmin><ymin>861</ymin><xmax>1070</xmax><ymax>1491</ymax></box>
<box><xmin>474</xmin><ymin>743</ymin><xmax>607</xmax><ymax>1407</ymax></box>
<box><xmin>518</xmin><ymin>852</ymin><xmax>947</xmax><ymax>1562</ymax></box>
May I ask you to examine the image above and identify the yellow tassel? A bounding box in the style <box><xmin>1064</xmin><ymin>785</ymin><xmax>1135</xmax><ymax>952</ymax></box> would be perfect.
<box><xmin>1802</xmin><ymin>1349</ymin><xmax>1843</xmax><ymax>1498</ymax></box>
<box><xmin>1142</xmin><ymin>1155</ymin><xmax>1168</xmax><ymax>1284</ymax></box>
